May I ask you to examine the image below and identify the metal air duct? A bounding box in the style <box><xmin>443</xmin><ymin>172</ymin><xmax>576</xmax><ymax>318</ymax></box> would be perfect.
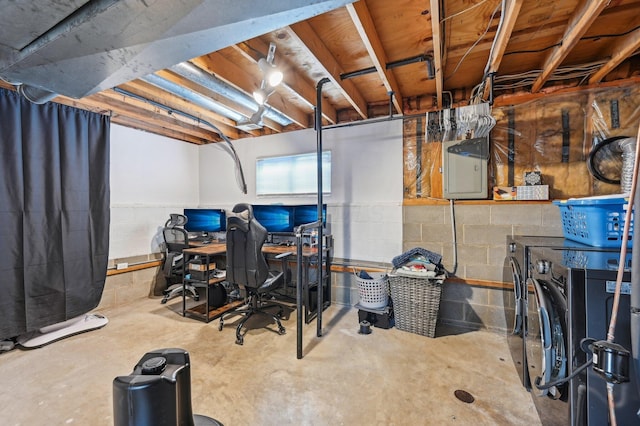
<box><xmin>0</xmin><ymin>0</ymin><xmax>355</xmax><ymax>99</ymax></box>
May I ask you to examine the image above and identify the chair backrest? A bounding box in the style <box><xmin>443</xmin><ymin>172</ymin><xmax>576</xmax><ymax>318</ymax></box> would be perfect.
<box><xmin>225</xmin><ymin>203</ymin><xmax>269</xmax><ymax>289</ymax></box>
<box><xmin>163</xmin><ymin>220</ymin><xmax>189</xmax><ymax>254</ymax></box>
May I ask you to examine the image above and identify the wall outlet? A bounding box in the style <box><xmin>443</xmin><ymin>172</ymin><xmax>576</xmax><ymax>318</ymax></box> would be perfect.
<box><xmin>116</xmin><ymin>262</ymin><xmax>128</xmax><ymax>270</ymax></box>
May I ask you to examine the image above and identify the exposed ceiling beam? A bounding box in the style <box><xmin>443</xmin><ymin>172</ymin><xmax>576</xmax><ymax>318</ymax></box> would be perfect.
<box><xmin>485</xmin><ymin>0</ymin><xmax>523</xmax><ymax>74</ymax></box>
<box><xmin>120</xmin><ymin>80</ymin><xmax>244</xmax><ymax>139</ymax></box>
<box><xmin>93</xmin><ymin>92</ymin><xmax>221</xmax><ymax>141</ymax></box>
<box><xmin>589</xmin><ymin>25</ymin><xmax>640</xmax><ymax>84</ymax></box>
<box><xmin>288</xmin><ymin>21</ymin><xmax>369</xmax><ymax>119</ymax></box>
<box><xmin>346</xmin><ymin>0</ymin><xmax>403</xmax><ymax>115</ymax></box>
<box><xmin>429</xmin><ymin>0</ymin><xmax>443</xmax><ymax>109</ymax></box>
<box><xmin>59</xmin><ymin>94</ymin><xmax>215</xmax><ymax>145</ymax></box>
<box><xmin>531</xmin><ymin>0</ymin><xmax>609</xmax><ymax>93</ymax></box>
<box><xmin>483</xmin><ymin>0</ymin><xmax>524</xmax><ymax>99</ymax></box>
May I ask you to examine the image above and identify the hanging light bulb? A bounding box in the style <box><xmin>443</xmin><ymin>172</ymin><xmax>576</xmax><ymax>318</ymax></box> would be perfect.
<box><xmin>258</xmin><ymin>58</ymin><xmax>283</xmax><ymax>87</ymax></box>
<box><xmin>252</xmin><ymin>80</ymin><xmax>272</xmax><ymax>105</ymax></box>
<box><xmin>252</xmin><ymin>42</ymin><xmax>282</xmax><ymax>105</ymax></box>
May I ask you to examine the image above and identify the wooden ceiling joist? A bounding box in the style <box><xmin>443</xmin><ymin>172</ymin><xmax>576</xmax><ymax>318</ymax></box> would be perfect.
<box><xmin>429</xmin><ymin>0</ymin><xmax>444</xmax><ymax>109</ymax></box>
<box><xmin>589</xmin><ymin>25</ymin><xmax>640</xmax><ymax>84</ymax></box>
<box><xmin>288</xmin><ymin>21</ymin><xmax>369</xmax><ymax>120</ymax></box>
<box><xmin>531</xmin><ymin>0</ymin><xmax>609</xmax><ymax>93</ymax></box>
<box><xmin>233</xmin><ymin>39</ymin><xmax>338</xmax><ymax>125</ymax></box>
<box><xmin>346</xmin><ymin>0</ymin><xmax>404</xmax><ymax>115</ymax></box>
<box><xmin>119</xmin><ymin>80</ymin><xmax>243</xmax><ymax>139</ymax></box>
<box><xmin>482</xmin><ymin>0</ymin><xmax>524</xmax><ymax>99</ymax></box>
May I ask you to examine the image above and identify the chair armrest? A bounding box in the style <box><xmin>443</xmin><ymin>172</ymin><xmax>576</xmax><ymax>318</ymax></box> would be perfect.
<box><xmin>275</xmin><ymin>251</ymin><xmax>294</xmax><ymax>260</ymax></box>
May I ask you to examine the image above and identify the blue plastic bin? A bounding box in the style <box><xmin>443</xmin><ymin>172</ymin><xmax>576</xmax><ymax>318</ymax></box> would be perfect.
<box><xmin>553</xmin><ymin>197</ymin><xmax>634</xmax><ymax>247</ymax></box>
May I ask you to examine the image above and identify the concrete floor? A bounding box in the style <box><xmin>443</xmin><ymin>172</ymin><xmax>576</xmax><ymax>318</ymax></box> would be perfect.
<box><xmin>0</xmin><ymin>297</ymin><xmax>541</xmax><ymax>425</ymax></box>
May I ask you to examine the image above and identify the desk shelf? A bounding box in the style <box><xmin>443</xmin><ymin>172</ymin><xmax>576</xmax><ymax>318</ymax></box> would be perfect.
<box><xmin>182</xmin><ymin>245</ymin><xmax>230</xmax><ymax>323</ymax></box>
<box><xmin>185</xmin><ymin>299</ymin><xmax>244</xmax><ymax>322</ymax></box>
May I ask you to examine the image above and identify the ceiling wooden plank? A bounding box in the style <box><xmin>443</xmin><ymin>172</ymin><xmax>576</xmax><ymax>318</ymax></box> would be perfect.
<box><xmin>112</xmin><ymin>115</ymin><xmax>209</xmax><ymax>145</ymax></box>
<box><xmin>429</xmin><ymin>0</ymin><xmax>443</xmax><ymax>109</ymax></box>
<box><xmin>288</xmin><ymin>21</ymin><xmax>369</xmax><ymax>119</ymax></box>
<box><xmin>482</xmin><ymin>0</ymin><xmax>523</xmax><ymax>99</ymax></box>
<box><xmin>119</xmin><ymin>80</ymin><xmax>244</xmax><ymax>138</ymax></box>
<box><xmin>232</xmin><ymin>40</ymin><xmax>338</xmax><ymax>124</ymax></box>
<box><xmin>530</xmin><ymin>0</ymin><xmax>609</xmax><ymax>93</ymax></box>
<box><xmin>486</xmin><ymin>0</ymin><xmax>524</xmax><ymax>76</ymax></box>
<box><xmin>346</xmin><ymin>0</ymin><xmax>403</xmax><ymax>115</ymax></box>
<box><xmin>588</xmin><ymin>25</ymin><xmax>640</xmax><ymax>84</ymax></box>
<box><xmin>92</xmin><ymin>92</ymin><xmax>221</xmax><ymax>141</ymax></box>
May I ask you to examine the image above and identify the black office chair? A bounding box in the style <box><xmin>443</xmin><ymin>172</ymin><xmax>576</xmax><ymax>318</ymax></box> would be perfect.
<box><xmin>218</xmin><ymin>203</ymin><xmax>291</xmax><ymax>345</ymax></box>
<box><xmin>161</xmin><ymin>214</ymin><xmax>199</xmax><ymax>304</ymax></box>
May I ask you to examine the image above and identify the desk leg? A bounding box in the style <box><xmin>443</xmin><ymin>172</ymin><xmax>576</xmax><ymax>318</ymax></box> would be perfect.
<box><xmin>295</xmin><ymin>244</ymin><xmax>304</xmax><ymax>359</ymax></box>
<box><xmin>182</xmin><ymin>254</ymin><xmax>187</xmax><ymax>317</ymax></box>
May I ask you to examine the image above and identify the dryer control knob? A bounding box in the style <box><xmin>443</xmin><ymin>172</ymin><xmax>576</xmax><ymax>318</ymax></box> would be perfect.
<box><xmin>536</xmin><ymin>259</ymin><xmax>550</xmax><ymax>274</ymax></box>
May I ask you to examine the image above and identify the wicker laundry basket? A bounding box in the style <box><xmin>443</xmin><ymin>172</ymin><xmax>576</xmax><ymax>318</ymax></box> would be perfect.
<box><xmin>389</xmin><ymin>274</ymin><xmax>445</xmax><ymax>337</ymax></box>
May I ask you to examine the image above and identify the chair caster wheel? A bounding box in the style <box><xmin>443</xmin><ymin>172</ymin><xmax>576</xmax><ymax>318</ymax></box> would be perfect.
<box><xmin>235</xmin><ymin>337</ymin><xmax>244</xmax><ymax>345</ymax></box>
<box><xmin>218</xmin><ymin>322</ymin><xmax>223</xmax><ymax>331</ymax></box>
<box><xmin>278</xmin><ymin>326</ymin><xmax>286</xmax><ymax>335</ymax></box>
<box><xmin>161</xmin><ymin>298</ymin><xmax>168</xmax><ymax>304</ymax></box>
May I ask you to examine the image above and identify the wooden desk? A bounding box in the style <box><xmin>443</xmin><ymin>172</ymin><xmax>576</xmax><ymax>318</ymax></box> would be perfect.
<box><xmin>181</xmin><ymin>241</ymin><xmax>330</xmax><ymax>323</ymax></box>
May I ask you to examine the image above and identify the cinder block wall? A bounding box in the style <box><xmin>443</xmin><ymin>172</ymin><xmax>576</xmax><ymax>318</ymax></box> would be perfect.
<box><xmin>400</xmin><ymin>202</ymin><xmax>564</xmax><ymax>332</ymax></box>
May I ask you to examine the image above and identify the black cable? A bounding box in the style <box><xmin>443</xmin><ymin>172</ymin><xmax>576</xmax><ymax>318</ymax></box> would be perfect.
<box><xmin>535</xmin><ymin>359</ymin><xmax>593</xmax><ymax>390</ymax></box>
<box><xmin>587</xmin><ymin>136</ymin><xmax>629</xmax><ymax>185</ymax></box>
<box><xmin>505</xmin><ymin>25</ymin><xmax>640</xmax><ymax>57</ymax></box>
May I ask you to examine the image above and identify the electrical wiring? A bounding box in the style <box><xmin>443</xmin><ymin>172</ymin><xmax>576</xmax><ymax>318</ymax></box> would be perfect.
<box><xmin>440</xmin><ymin>0</ymin><xmax>491</xmax><ymax>23</ymax></box>
<box><xmin>504</xmin><ymin>25</ymin><xmax>640</xmax><ymax>57</ymax></box>
<box><xmin>483</xmin><ymin>0</ymin><xmax>506</xmax><ymax>77</ymax></box>
<box><xmin>445</xmin><ymin>2</ymin><xmax>501</xmax><ymax>83</ymax></box>
<box><xmin>491</xmin><ymin>60</ymin><xmax>607</xmax><ymax>91</ymax></box>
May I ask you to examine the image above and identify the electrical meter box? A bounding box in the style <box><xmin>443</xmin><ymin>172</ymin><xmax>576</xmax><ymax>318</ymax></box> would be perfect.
<box><xmin>442</xmin><ymin>137</ymin><xmax>489</xmax><ymax>199</ymax></box>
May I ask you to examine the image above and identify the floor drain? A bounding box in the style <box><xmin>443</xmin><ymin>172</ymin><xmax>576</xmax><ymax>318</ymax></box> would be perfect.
<box><xmin>454</xmin><ymin>389</ymin><xmax>475</xmax><ymax>403</ymax></box>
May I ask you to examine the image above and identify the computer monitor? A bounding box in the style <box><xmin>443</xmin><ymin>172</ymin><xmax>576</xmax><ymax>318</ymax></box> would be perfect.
<box><xmin>183</xmin><ymin>209</ymin><xmax>226</xmax><ymax>233</ymax></box>
<box><xmin>293</xmin><ymin>204</ymin><xmax>326</xmax><ymax>227</ymax></box>
<box><xmin>251</xmin><ymin>205</ymin><xmax>294</xmax><ymax>233</ymax></box>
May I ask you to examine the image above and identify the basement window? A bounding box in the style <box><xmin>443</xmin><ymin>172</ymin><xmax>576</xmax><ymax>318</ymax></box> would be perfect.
<box><xmin>256</xmin><ymin>151</ymin><xmax>331</xmax><ymax>196</ymax></box>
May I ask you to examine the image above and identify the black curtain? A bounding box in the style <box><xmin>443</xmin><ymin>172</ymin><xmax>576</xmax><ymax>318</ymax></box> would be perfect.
<box><xmin>0</xmin><ymin>88</ymin><xmax>110</xmax><ymax>340</ymax></box>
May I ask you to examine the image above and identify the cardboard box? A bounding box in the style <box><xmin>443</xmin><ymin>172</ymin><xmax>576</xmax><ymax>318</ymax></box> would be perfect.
<box><xmin>493</xmin><ymin>185</ymin><xmax>549</xmax><ymax>201</ymax></box>
<box><xmin>493</xmin><ymin>186</ymin><xmax>516</xmax><ymax>200</ymax></box>
<box><xmin>189</xmin><ymin>261</ymin><xmax>216</xmax><ymax>272</ymax></box>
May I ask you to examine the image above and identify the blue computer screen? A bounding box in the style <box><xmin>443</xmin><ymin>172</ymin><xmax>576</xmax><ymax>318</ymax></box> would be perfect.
<box><xmin>252</xmin><ymin>205</ymin><xmax>295</xmax><ymax>233</ymax></box>
<box><xmin>183</xmin><ymin>209</ymin><xmax>226</xmax><ymax>232</ymax></box>
<box><xmin>293</xmin><ymin>204</ymin><xmax>326</xmax><ymax>227</ymax></box>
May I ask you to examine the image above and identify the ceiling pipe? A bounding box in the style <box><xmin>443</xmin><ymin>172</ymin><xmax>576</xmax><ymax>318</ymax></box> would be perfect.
<box><xmin>340</xmin><ymin>54</ymin><xmax>435</xmax><ymax>80</ymax></box>
<box><xmin>113</xmin><ymin>86</ymin><xmax>247</xmax><ymax>194</ymax></box>
<box><xmin>140</xmin><ymin>74</ymin><xmax>244</xmax><ymax>122</ymax></box>
<box><xmin>16</xmin><ymin>84</ymin><xmax>58</xmax><ymax>104</ymax></box>
<box><xmin>169</xmin><ymin>62</ymin><xmax>292</xmax><ymax>126</ymax></box>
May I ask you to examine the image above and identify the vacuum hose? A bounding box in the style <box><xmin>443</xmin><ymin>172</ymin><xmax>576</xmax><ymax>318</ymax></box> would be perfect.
<box><xmin>587</xmin><ymin>136</ymin><xmax>636</xmax><ymax>193</ymax></box>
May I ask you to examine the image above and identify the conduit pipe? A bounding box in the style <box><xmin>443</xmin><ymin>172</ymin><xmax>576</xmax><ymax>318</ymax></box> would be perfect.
<box><xmin>141</xmin><ymin>74</ymin><xmax>244</xmax><ymax>122</ymax></box>
<box><xmin>169</xmin><ymin>62</ymin><xmax>292</xmax><ymax>126</ymax></box>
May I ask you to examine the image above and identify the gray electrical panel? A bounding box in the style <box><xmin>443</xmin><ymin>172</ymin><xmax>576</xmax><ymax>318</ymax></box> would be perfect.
<box><xmin>442</xmin><ymin>137</ymin><xmax>489</xmax><ymax>199</ymax></box>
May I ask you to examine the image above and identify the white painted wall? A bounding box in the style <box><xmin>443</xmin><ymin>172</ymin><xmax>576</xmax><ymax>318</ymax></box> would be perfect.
<box><xmin>199</xmin><ymin>120</ymin><xmax>404</xmax><ymax>262</ymax></box>
<box><xmin>109</xmin><ymin>124</ymin><xmax>200</xmax><ymax>259</ymax></box>
<box><xmin>109</xmin><ymin>120</ymin><xmax>403</xmax><ymax>263</ymax></box>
